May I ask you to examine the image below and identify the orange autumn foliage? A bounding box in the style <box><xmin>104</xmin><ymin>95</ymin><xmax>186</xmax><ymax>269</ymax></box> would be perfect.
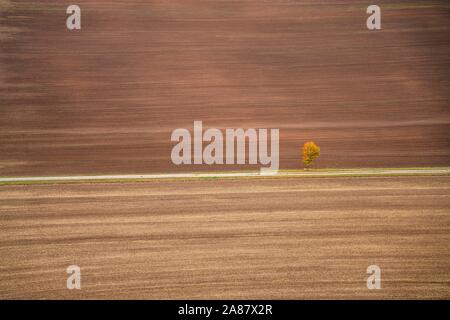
<box><xmin>303</xmin><ymin>141</ymin><xmax>320</xmax><ymax>168</ymax></box>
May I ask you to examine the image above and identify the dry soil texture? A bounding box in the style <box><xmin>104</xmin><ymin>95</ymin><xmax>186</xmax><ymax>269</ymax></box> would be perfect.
<box><xmin>0</xmin><ymin>176</ymin><xmax>449</xmax><ymax>299</ymax></box>
<box><xmin>0</xmin><ymin>1</ymin><xmax>450</xmax><ymax>176</ymax></box>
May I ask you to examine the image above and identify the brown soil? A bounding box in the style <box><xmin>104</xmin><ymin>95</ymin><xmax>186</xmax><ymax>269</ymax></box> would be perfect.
<box><xmin>0</xmin><ymin>176</ymin><xmax>449</xmax><ymax>299</ymax></box>
<box><xmin>0</xmin><ymin>1</ymin><xmax>449</xmax><ymax>176</ymax></box>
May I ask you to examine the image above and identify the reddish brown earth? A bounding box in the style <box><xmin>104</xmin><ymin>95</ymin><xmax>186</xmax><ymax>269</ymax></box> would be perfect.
<box><xmin>0</xmin><ymin>176</ymin><xmax>449</xmax><ymax>299</ymax></box>
<box><xmin>1</xmin><ymin>1</ymin><xmax>449</xmax><ymax>176</ymax></box>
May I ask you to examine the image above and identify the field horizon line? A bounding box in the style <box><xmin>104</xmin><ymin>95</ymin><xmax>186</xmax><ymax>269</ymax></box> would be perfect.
<box><xmin>0</xmin><ymin>167</ymin><xmax>449</xmax><ymax>185</ymax></box>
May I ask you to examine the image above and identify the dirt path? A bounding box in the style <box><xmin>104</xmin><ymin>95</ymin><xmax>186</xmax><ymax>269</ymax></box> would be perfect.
<box><xmin>0</xmin><ymin>167</ymin><xmax>449</xmax><ymax>183</ymax></box>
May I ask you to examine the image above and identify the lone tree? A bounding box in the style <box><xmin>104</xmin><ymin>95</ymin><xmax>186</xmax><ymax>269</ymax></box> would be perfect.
<box><xmin>303</xmin><ymin>141</ymin><xmax>320</xmax><ymax>168</ymax></box>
